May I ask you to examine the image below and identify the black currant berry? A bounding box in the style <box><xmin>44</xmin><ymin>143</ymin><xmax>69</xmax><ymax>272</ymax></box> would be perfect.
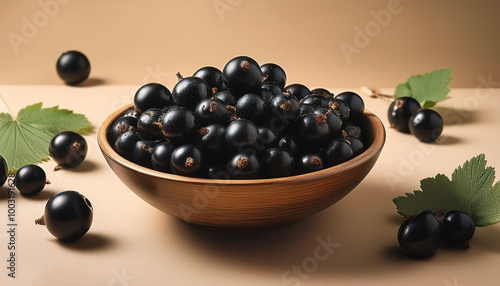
<box><xmin>172</xmin><ymin>76</ymin><xmax>212</xmax><ymax>111</ymax></box>
<box><xmin>35</xmin><ymin>190</ymin><xmax>93</xmax><ymax>241</ymax></box>
<box><xmin>197</xmin><ymin>124</ymin><xmax>227</xmax><ymax>157</ymax></box>
<box><xmin>335</xmin><ymin>91</ymin><xmax>365</xmax><ymax>121</ymax></box>
<box><xmin>133</xmin><ymin>82</ymin><xmax>172</xmax><ymax>114</ymax></box>
<box><xmin>443</xmin><ymin>211</ymin><xmax>475</xmax><ymax>248</ymax></box>
<box><xmin>151</xmin><ymin>141</ymin><xmax>177</xmax><ymax>173</ymax></box>
<box><xmin>323</xmin><ymin>138</ymin><xmax>353</xmax><ymax>167</ymax></box>
<box><xmin>284</xmin><ymin>83</ymin><xmax>310</xmax><ymax>101</ymax></box>
<box><xmin>222</xmin><ymin>56</ymin><xmax>263</xmax><ymax>97</ymax></box>
<box><xmin>269</xmin><ymin>92</ymin><xmax>300</xmax><ymax>128</ymax></box>
<box><xmin>261</xmin><ymin>63</ymin><xmax>287</xmax><ymax>88</ymax></box>
<box><xmin>160</xmin><ymin>106</ymin><xmax>198</xmax><ymax>144</ymax></box>
<box><xmin>133</xmin><ymin>139</ymin><xmax>159</xmax><ymax>168</ymax></box>
<box><xmin>260</xmin><ymin>147</ymin><xmax>295</xmax><ymax>178</ymax></box>
<box><xmin>193</xmin><ymin>66</ymin><xmax>226</xmax><ymax>92</ymax></box>
<box><xmin>409</xmin><ymin>109</ymin><xmax>443</xmax><ymax>142</ymax></box>
<box><xmin>137</xmin><ymin>108</ymin><xmax>163</xmax><ymax>141</ymax></box>
<box><xmin>225</xmin><ymin>118</ymin><xmax>259</xmax><ymax>150</ymax></box>
<box><xmin>387</xmin><ymin>97</ymin><xmax>421</xmax><ymax>133</ymax></box>
<box><xmin>49</xmin><ymin>131</ymin><xmax>88</xmax><ymax>170</ymax></box>
<box><xmin>170</xmin><ymin>144</ymin><xmax>204</xmax><ymax>177</ymax></box>
<box><xmin>194</xmin><ymin>98</ymin><xmax>230</xmax><ymax>126</ymax></box>
<box><xmin>0</xmin><ymin>155</ymin><xmax>7</xmax><ymax>187</ymax></box>
<box><xmin>310</xmin><ymin>88</ymin><xmax>334</xmax><ymax>99</ymax></box>
<box><xmin>397</xmin><ymin>211</ymin><xmax>443</xmax><ymax>259</ymax></box>
<box><xmin>346</xmin><ymin>136</ymin><xmax>364</xmax><ymax>156</ymax></box>
<box><xmin>114</xmin><ymin>130</ymin><xmax>143</xmax><ymax>161</ymax></box>
<box><xmin>14</xmin><ymin>164</ymin><xmax>48</xmax><ymax>196</ymax></box>
<box><xmin>328</xmin><ymin>98</ymin><xmax>350</xmax><ymax>121</ymax></box>
<box><xmin>235</xmin><ymin>93</ymin><xmax>269</xmax><ymax>125</ymax></box>
<box><xmin>277</xmin><ymin>136</ymin><xmax>300</xmax><ymax>155</ymax></box>
<box><xmin>107</xmin><ymin>115</ymin><xmax>137</xmax><ymax>144</ymax></box>
<box><xmin>261</xmin><ymin>81</ymin><xmax>283</xmax><ymax>97</ymax></box>
<box><xmin>56</xmin><ymin>50</ymin><xmax>90</xmax><ymax>85</ymax></box>
<box><xmin>214</xmin><ymin>90</ymin><xmax>236</xmax><ymax>106</ymax></box>
<box><xmin>297</xmin><ymin>113</ymin><xmax>330</xmax><ymax>149</ymax></box>
<box><xmin>257</xmin><ymin>127</ymin><xmax>278</xmax><ymax>149</ymax></box>
<box><xmin>226</xmin><ymin>152</ymin><xmax>261</xmax><ymax>179</ymax></box>
<box><xmin>296</xmin><ymin>154</ymin><xmax>324</xmax><ymax>174</ymax></box>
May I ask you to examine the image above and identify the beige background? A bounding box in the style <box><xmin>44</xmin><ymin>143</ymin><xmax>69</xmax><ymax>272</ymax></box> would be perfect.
<box><xmin>1</xmin><ymin>0</ymin><xmax>500</xmax><ymax>88</ymax></box>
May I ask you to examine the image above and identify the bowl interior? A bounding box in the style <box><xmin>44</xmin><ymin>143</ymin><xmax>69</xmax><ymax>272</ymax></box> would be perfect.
<box><xmin>98</xmin><ymin>104</ymin><xmax>385</xmax><ymax>230</ymax></box>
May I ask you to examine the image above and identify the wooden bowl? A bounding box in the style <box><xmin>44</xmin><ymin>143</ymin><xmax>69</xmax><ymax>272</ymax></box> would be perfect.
<box><xmin>98</xmin><ymin>104</ymin><xmax>385</xmax><ymax>231</ymax></box>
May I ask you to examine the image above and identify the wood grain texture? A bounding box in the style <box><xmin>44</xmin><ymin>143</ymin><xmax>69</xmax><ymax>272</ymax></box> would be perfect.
<box><xmin>98</xmin><ymin>104</ymin><xmax>386</xmax><ymax>231</ymax></box>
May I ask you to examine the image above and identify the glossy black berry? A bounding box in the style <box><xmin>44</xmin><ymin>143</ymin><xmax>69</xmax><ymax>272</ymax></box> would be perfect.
<box><xmin>133</xmin><ymin>139</ymin><xmax>159</xmax><ymax>168</ymax></box>
<box><xmin>323</xmin><ymin>138</ymin><xmax>353</xmax><ymax>167</ymax></box>
<box><xmin>226</xmin><ymin>152</ymin><xmax>261</xmax><ymax>179</ymax></box>
<box><xmin>346</xmin><ymin>136</ymin><xmax>364</xmax><ymax>156</ymax></box>
<box><xmin>197</xmin><ymin>124</ymin><xmax>227</xmax><ymax>157</ymax></box>
<box><xmin>172</xmin><ymin>76</ymin><xmax>212</xmax><ymax>111</ymax></box>
<box><xmin>297</xmin><ymin>113</ymin><xmax>330</xmax><ymax>149</ymax></box>
<box><xmin>133</xmin><ymin>83</ymin><xmax>172</xmax><ymax>114</ymax></box>
<box><xmin>235</xmin><ymin>93</ymin><xmax>269</xmax><ymax>125</ymax></box>
<box><xmin>160</xmin><ymin>106</ymin><xmax>198</xmax><ymax>144</ymax></box>
<box><xmin>397</xmin><ymin>211</ymin><xmax>443</xmax><ymax>259</ymax></box>
<box><xmin>56</xmin><ymin>50</ymin><xmax>90</xmax><ymax>85</ymax></box>
<box><xmin>310</xmin><ymin>88</ymin><xmax>334</xmax><ymax>99</ymax></box>
<box><xmin>261</xmin><ymin>147</ymin><xmax>295</xmax><ymax>178</ymax></box>
<box><xmin>261</xmin><ymin>63</ymin><xmax>287</xmax><ymax>88</ymax></box>
<box><xmin>151</xmin><ymin>141</ymin><xmax>177</xmax><ymax>173</ymax></box>
<box><xmin>214</xmin><ymin>90</ymin><xmax>236</xmax><ymax>106</ymax></box>
<box><xmin>137</xmin><ymin>108</ymin><xmax>163</xmax><ymax>141</ymax></box>
<box><xmin>257</xmin><ymin>127</ymin><xmax>278</xmax><ymax>149</ymax></box>
<box><xmin>328</xmin><ymin>98</ymin><xmax>350</xmax><ymax>121</ymax></box>
<box><xmin>269</xmin><ymin>92</ymin><xmax>300</xmax><ymax>128</ymax></box>
<box><xmin>225</xmin><ymin>118</ymin><xmax>259</xmax><ymax>150</ymax></box>
<box><xmin>170</xmin><ymin>144</ymin><xmax>204</xmax><ymax>177</ymax></box>
<box><xmin>36</xmin><ymin>190</ymin><xmax>93</xmax><ymax>241</ymax></box>
<box><xmin>387</xmin><ymin>97</ymin><xmax>421</xmax><ymax>133</ymax></box>
<box><xmin>194</xmin><ymin>98</ymin><xmax>230</xmax><ymax>126</ymax></box>
<box><xmin>284</xmin><ymin>83</ymin><xmax>310</xmax><ymax>101</ymax></box>
<box><xmin>107</xmin><ymin>115</ymin><xmax>137</xmax><ymax>143</ymax></box>
<box><xmin>14</xmin><ymin>164</ymin><xmax>47</xmax><ymax>196</ymax></box>
<box><xmin>222</xmin><ymin>56</ymin><xmax>263</xmax><ymax>97</ymax></box>
<box><xmin>261</xmin><ymin>81</ymin><xmax>283</xmax><ymax>97</ymax></box>
<box><xmin>0</xmin><ymin>155</ymin><xmax>7</xmax><ymax>187</ymax></box>
<box><xmin>49</xmin><ymin>131</ymin><xmax>88</xmax><ymax>169</ymax></box>
<box><xmin>443</xmin><ymin>211</ymin><xmax>475</xmax><ymax>248</ymax></box>
<box><xmin>335</xmin><ymin>91</ymin><xmax>365</xmax><ymax>121</ymax></box>
<box><xmin>114</xmin><ymin>130</ymin><xmax>143</xmax><ymax>161</ymax></box>
<box><xmin>277</xmin><ymin>136</ymin><xmax>299</xmax><ymax>155</ymax></box>
<box><xmin>193</xmin><ymin>66</ymin><xmax>226</xmax><ymax>92</ymax></box>
<box><xmin>409</xmin><ymin>109</ymin><xmax>443</xmax><ymax>142</ymax></box>
<box><xmin>296</xmin><ymin>154</ymin><xmax>324</xmax><ymax>174</ymax></box>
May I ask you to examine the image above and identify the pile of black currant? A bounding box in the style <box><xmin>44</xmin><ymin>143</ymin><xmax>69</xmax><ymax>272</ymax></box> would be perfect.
<box><xmin>387</xmin><ymin>97</ymin><xmax>443</xmax><ymax>142</ymax></box>
<box><xmin>0</xmin><ymin>131</ymin><xmax>93</xmax><ymax>241</ymax></box>
<box><xmin>108</xmin><ymin>55</ymin><xmax>368</xmax><ymax>179</ymax></box>
<box><xmin>398</xmin><ymin>210</ymin><xmax>476</xmax><ymax>259</ymax></box>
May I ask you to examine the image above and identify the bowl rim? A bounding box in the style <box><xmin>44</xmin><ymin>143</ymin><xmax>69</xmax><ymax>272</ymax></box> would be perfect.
<box><xmin>98</xmin><ymin>103</ymin><xmax>386</xmax><ymax>186</ymax></box>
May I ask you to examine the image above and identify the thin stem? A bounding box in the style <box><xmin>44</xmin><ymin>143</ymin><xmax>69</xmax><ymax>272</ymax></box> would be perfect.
<box><xmin>0</xmin><ymin>93</ymin><xmax>13</xmax><ymax>117</ymax></box>
<box><xmin>360</xmin><ymin>86</ymin><xmax>394</xmax><ymax>100</ymax></box>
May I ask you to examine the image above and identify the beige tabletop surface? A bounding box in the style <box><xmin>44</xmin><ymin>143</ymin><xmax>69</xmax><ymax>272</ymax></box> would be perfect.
<box><xmin>0</xmin><ymin>85</ymin><xmax>499</xmax><ymax>286</ymax></box>
<box><xmin>1</xmin><ymin>0</ymin><xmax>500</xmax><ymax>285</ymax></box>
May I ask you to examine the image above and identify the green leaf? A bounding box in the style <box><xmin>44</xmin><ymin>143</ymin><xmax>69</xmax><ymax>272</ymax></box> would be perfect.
<box><xmin>394</xmin><ymin>67</ymin><xmax>453</xmax><ymax>108</ymax></box>
<box><xmin>0</xmin><ymin>103</ymin><xmax>93</xmax><ymax>172</ymax></box>
<box><xmin>393</xmin><ymin>154</ymin><xmax>500</xmax><ymax>227</ymax></box>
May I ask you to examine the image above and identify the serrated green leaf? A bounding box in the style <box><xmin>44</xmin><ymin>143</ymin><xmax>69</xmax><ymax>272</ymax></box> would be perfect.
<box><xmin>394</xmin><ymin>67</ymin><xmax>452</xmax><ymax>108</ymax></box>
<box><xmin>0</xmin><ymin>102</ymin><xmax>93</xmax><ymax>172</ymax></box>
<box><xmin>393</xmin><ymin>154</ymin><xmax>500</xmax><ymax>227</ymax></box>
